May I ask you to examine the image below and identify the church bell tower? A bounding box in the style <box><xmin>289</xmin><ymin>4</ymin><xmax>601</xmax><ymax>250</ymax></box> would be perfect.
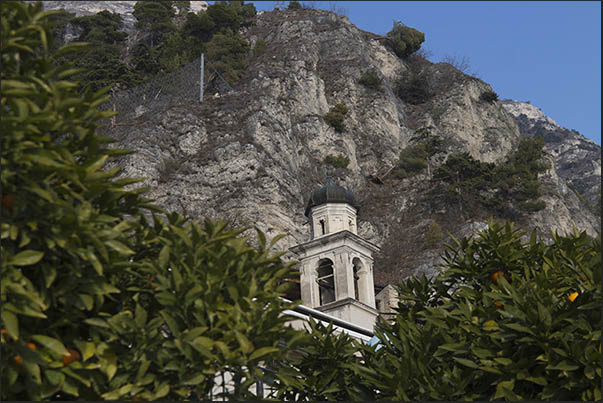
<box><xmin>290</xmin><ymin>183</ymin><xmax>380</xmax><ymax>330</ymax></box>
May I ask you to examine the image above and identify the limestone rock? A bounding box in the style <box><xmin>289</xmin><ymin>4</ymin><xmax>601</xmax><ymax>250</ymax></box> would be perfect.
<box><xmin>41</xmin><ymin>5</ymin><xmax>600</xmax><ymax>282</ymax></box>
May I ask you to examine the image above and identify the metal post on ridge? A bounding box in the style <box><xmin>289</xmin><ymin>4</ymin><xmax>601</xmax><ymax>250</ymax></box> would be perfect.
<box><xmin>199</xmin><ymin>53</ymin><xmax>204</xmax><ymax>102</ymax></box>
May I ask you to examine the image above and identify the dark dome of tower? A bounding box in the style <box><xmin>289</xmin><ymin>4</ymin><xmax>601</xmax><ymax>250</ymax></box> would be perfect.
<box><xmin>304</xmin><ymin>183</ymin><xmax>359</xmax><ymax>217</ymax></box>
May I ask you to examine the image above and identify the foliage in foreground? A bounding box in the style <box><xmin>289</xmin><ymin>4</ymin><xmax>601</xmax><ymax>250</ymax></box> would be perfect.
<box><xmin>368</xmin><ymin>221</ymin><xmax>601</xmax><ymax>400</ymax></box>
<box><xmin>1</xmin><ymin>3</ymin><xmax>297</xmax><ymax>400</ymax></box>
<box><xmin>275</xmin><ymin>320</ymin><xmax>376</xmax><ymax>401</ymax></box>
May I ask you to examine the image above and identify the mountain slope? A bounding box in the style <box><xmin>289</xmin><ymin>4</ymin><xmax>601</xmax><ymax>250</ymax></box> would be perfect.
<box><xmin>41</xmin><ymin>4</ymin><xmax>601</xmax><ymax>281</ymax></box>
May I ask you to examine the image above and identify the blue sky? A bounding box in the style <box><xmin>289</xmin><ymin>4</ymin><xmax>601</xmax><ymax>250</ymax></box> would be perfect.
<box><xmin>243</xmin><ymin>1</ymin><xmax>601</xmax><ymax>145</ymax></box>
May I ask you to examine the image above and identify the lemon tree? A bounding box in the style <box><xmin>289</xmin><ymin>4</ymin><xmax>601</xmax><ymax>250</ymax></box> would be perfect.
<box><xmin>366</xmin><ymin>221</ymin><xmax>601</xmax><ymax>400</ymax></box>
<box><xmin>1</xmin><ymin>3</ymin><xmax>299</xmax><ymax>400</ymax></box>
<box><xmin>93</xmin><ymin>213</ymin><xmax>301</xmax><ymax>401</ymax></box>
<box><xmin>1</xmin><ymin>2</ymin><xmax>156</xmax><ymax>399</ymax></box>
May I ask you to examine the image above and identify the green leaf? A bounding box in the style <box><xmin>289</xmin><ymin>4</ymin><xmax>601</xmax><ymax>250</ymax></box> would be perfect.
<box><xmin>479</xmin><ymin>366</ymin><xmax>502</xmax><ymax>375</ymax></box>
<box><xmin>2</xmin><ymin>310</ymin><xmax>19</xmax><ymax>340</ymax></box>
<box><xmin>3</xmin><ymin>79</ymin><xmax>33</xmax><ymax>89</ymax></box>
<box><xmin>504</xmin><ymin>322</ymin><xmax>535</xmax><ymax>335</ymax></box>
<box><xmin>136</xmin><ymin>359</ymin><xmax>151</xmax><ymax>381</ymax></box>
<box><xmin>23</xmin><ymin>154</ymin><xmax>65</xmax><ymax>168</ymax></box>
<box><xmin>494</xmin><ymin>357</ymin><xmax>512</xmax><ymax>366</ymax></box>
<box><xmin>13</xmin><ymin>98</ymin><xmax>29</xmax><ymax>118</ymax></box>
<box><xmin>546</xmin><ymin>361</ymin><xmax>579</xmax><ymax>371</ymax></box>
<box><xmin>192</xmin><ymin>336</ymin><xmax>214</xmax><ymax>350</ymax></box>
<box><xmin>183</xmin><ymin>326</ymin><xmax>208</xmax><ymax>341</ymax></box>
<box><xmin>106</xmin><ymin>240</ymin><xmax>135</xmax><ymax>255</ymax></box>
<box><xmin>159</xmin><ymin>245</ymin><xmax>170</xmax><ymax>270</ymax></box>
<box><xmin>135</xmin><ymin>304</ymin><xmax>147</xmax><ymax>328</ymax></box>
<box><xmin>74</xmin><ymin>340</ymin><xmax>95</xmax><ymax>361</ymax></box>
<box><xmin>9</xmin><ymin>250</ymin><xmax>44</xmax><ymax>266</ymax></box>
<box><xmin>84</xmin><ymin>318</ymin><xmax>109</xmax><ymax>328</ymax></box>
<box><xmin>470</xmin><ymin>347</ymin><xmax>494</xmax><ymax>358</ymax></box>
<box><xmin>77</xmin><ymin>294</ymin><xmax>94</xmax><ymax>311</ymax></box>
<box><xmin>214</xmin><ymin>341</ymin><xmax>231</xmax><ymax>358</ymax></box>
<box><xmin>41</xmin><ymin>265</ymin><xmax>57</xmax><ymax>288</ymax></box>
<box><xmin>27</xmin><ymin>186</ymin><xmax>53</xmax><ymax>202</ymax></box>
<box><xmin>85</xmin><ymin>155</ymin><xmax>108</xmax><ymax>174</ymax></box>
<box><xmin>249</xmin><ymin>346</ymin><xmax>279</xmax><ymax>361</ymax></box>
<box><xmin>171</xmin><ymin>225</ymin><xmax>192</xmax><ymax>248</ymax></box>
<box><xmin>45</xmin><ymin>369</ymin><xmax>66</xmax><ymax>386</ymax></box>
<box><xmin>494</xmin><ymin>379</ymin><xmax>516</xmax><ymax>400</ymax></box>
<box><xmin>23</xmin><ymin>360</ymin><xmax>42</xmax><ymax>384</ymax></box>
<box><xmin>437</xmin><ymin>342</ymin><xmax>467</xmax><ymax>353</ymax></box>
<box><xmin>155</xmin><ymin>383</ymin><xmax>170</xmax><ymax>398</ymax></box>
<box><xmin>184</xmin><ymin>372</ymin><xmax>205</xmax><ymax>385</ymax></box>
<box><xmin>160</xmin><ymin>310</ymin><xmax>180</xmax><ymax>336</ymax></box>
<box><xmin>63</xmin><ymin>366</ymin><xmax>91</xmax><ymax>387</ymax></box>
<box><xmin>86</xmin><ymin>250</ymin><xmax>103</xmax><ymax>275</ymax></box>
<box><xmin>61</xmin><ymin>377</ymin><xmax>79</xmax><ymax>396</ymax></box>
<box><xmin>31</xmin><ymin>335</ymin><xmax>68</xmax><ymax>356</ymax></box>
<box><xmin>102</xmin><ymin>352</ymin><xmax>118</xmax><ymax>381</ymax></box>
<box><xmin>453</xmin><ymin>357</ymin><xmax>479</xmax><ymax>368</ymax></box>
<box><xmin>525</xmin><ymin>376</ymin><xmax>547</xmax><ymax>386</ymax></box>
<box><xmin>235</xmin><ymin>331</ymin><xmax>254</xmax><ymax>354</ymax></box>
<box><xmin>55</xmin><ymin>42</ymin><xmax>89</xmax><ymax>57</ymax></box>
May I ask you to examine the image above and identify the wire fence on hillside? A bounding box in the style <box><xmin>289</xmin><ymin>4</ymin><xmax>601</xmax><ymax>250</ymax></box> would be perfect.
<box><xmin>98</xmin><ymin>55</ymin><xmax>233</xmax><ymax>133</ymax></box>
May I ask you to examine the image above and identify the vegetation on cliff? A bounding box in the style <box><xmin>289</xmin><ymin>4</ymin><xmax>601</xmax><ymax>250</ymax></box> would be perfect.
<box><xmin>50</xmin><ymin>0</ymin><xmax>256</xmax><ymax>93</ymax></box>
<box><xmin>429</xmin><ymin>137</ymin><xmax>549</xmax><ymax>220</ymax></box>
<box><xmin>324</xmin><ymin>103</ymin><xmax>349</xmax><ymax>133</ymax></box>
<box><xmin>386</xmin><ymin>21</ymin><xmax>425</xmax><ymax>59</ymax></box>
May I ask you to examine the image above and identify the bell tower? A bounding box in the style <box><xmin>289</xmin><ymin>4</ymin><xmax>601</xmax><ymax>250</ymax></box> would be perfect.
<box><xmin>290</xmin><ymin>183</ymin><xmax>380</xmax><ymax>330</ymax></box>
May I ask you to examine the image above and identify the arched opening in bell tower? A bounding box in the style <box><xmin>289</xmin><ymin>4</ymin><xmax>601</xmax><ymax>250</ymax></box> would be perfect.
<box><xmin>319</xmin><ymin>219</ymin><xmax>326</xmax><ymax>235</ymax></box>
<box><xmin>317</xmin><ymin>258</ymin><xmax>335</xmax><ymax>305</ymax></box>
<box><xmin>353</xmin><ymin>265</ymin><xmax>360</xmax><ymax>300</ymax></box>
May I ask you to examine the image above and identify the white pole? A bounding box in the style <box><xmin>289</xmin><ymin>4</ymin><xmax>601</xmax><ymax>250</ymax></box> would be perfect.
<box><xmin>200</xmin><ymin>53</ymin><xmax>204</xmax><ymax>102</ymax></box>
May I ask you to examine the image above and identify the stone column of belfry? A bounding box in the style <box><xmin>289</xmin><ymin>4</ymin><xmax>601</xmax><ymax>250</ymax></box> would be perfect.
<box><xmin>358</xmin><ymin>260</ymin><xmax>376</xmax><ymax>307</ymax></box>
<box><xmin>344</xmin><ymin>255</ymin><xmax>357</xmax><ymax>300</ymax></box>
<box><xmin>300</xmin><ymin>257</ymin><xmax>319</xmax><ymax>308</ymax></box>
<box><xmin>332</xmin><ymin>253</ymin><xmax>350</xmax><ymax>299</ymax></box>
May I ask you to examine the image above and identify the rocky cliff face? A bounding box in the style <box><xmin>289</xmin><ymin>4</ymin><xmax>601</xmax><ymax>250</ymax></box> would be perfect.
<box><xmin>500</xmin><ymin>100</ymin><xmax>600</xmax><ymax>239</ymax></box>
<box><xmin>41</xmin><ymin>5</ymin><xmax>601</xmax><ymax>281</ymax></box>
<box><xmin>502</xmin><ymin>100</ymin><xmax>601</xmax><ymax>208</ymax></box>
